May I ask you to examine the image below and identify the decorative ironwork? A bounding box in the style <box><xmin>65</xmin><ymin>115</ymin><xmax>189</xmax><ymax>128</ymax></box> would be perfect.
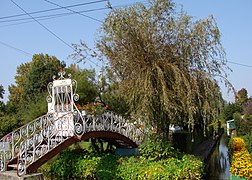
<box><xmin>0</xmin><ymin>113</ymin><xmax>53</xmax><ymax>172</ymax></box>
<box><xmin>47</xmin><ymin>71</ymin><xmax>78</xmax><ymax>113</ymax></box>
<box><xmin>46</xmin><ymin>82</ymin><xmax>53</xmax><ymax>103</ymax></box>
<box><xmin>16</xmin><ymin>111</ymin><xmax>144</xmax><ymax>176</ymax></box>
<box><xmin>0</xmin><ymin>71</ymin><xmax>144</xmax><ymax>177</ymax></box>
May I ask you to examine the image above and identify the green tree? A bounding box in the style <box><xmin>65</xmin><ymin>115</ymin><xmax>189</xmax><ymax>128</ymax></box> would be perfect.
<box><xmin>0</xmin><ymin>84</ymin><xmax>4</xmax><ymax>100</ymax></box>
<box><xmin>2</xmin><ymin>54</ymin><xmax>66</xmax><ymax>134</ymax></box>
<box><xmin>8</xmin><ymin>62</ymin><xmax>30</xmax><ymax>109</ymax></box>
<box><xmin>66</xmin><ymin>64</ymin><xmax>98</xmax><ymax>104</ymax></box>
<box><xmin>0</xmin><ymin>114</ymin><xmax>19</xmax><ymax>137</ymax></box>
<box><xmin>8</xmin><ymin>54</ymin><xmax>65</xmax><ymax>110</ymax></box>
<box><xmin>233</xmin><ymin>113</ymin><xmax>252</xmax><ymax>136</ymax></box>
<box><xmin>5</xmin><ymin>59</ymin><xmax>99</xmax><ymax>132</ymax></box>
<box><xmin>224</xmin><ymin>102</ymin><xmax>242</xmax><ymax>121</ymax></box>
<box><xmin>235</xmin><ymin>88</ymin><xmax>248</xmax><ymax>104</ymax></box>
<box><xmin>100</xmin><ymin>67</ymin><xmax>129</xmax><ymax>115</ymax></box>
<box><xmin>25</xmin><ymin>54</ymin><xmax>65</xmax><ymax>100</ymax></box>
<box><xmin>242</xmin><ymin>97</ymin><xmax>252</xmax><ymax>115</ymax></box>
<box><xmin>0</xmin><ymin>84</ymin><xmax>5</xmax><ymax>116</ymax></box>
<box><xmin>73</xmin><ymin>0</ymin><xmax>230</xmax><ymax>139</ymax></box>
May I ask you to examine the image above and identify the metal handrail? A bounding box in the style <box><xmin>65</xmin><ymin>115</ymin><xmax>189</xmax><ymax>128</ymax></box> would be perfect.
<box><xmin>17</xmin><ymin>112</ymin><xmax>75</xmax><ymax>176</ymax></box>
<box><xmin>1</xmin><ymin>72</ymin><xmax>144</xmax><ymax>176</ymax></box>
<box><xmin>16</xmin><ymin>111</ymin><xmax>144</xmax><ymax>176</ymax></box>
<box><xmin>0</xmin><ymin>113</ymin><xmax>53</xmax><ymax>172</ymax></box>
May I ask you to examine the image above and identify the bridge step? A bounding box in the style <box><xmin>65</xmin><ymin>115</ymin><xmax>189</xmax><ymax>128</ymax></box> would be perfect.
<box><xmin>8</xmin><ymin>164</ymin><xmax>17</xmax><ymax>170</ymax></box>
<box><xmin>0</xmin><ymin>170</ymin><xmax>44</xmax><ymax>180</ymax></box>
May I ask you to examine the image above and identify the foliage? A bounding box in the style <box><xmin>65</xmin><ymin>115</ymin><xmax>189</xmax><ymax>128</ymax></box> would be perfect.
<box><xmin>8</xmin><ymin>54</ymin><xmax>65</xmax><ymax>108</ymax></box>
<box><xmin>232</xmin><ymin>137</ymin><xmax>247</xmax><ymax>151</ymax></box>
<box><xmin>0</xmin><ymin>84</ymin><xmax>5</xmax><ymax>116</ymax></box>
<box><xmin>75</xmin><ymin>153</ymin><xmax>119</xmax><ymax>179</ymax></box>
<box><xmin>223</xmin><ymin>88</ymin><xmax>252</xmax><ymax>121</ymax></box>
<box><xmin>117</xmin><ymin>155</ymin><xmax>203</xmax><ymax>180</ymax></box>
<box><xmin>0</xmin><ymin>56</ymin><xmax>98</xmax><ymax>137</ymax></box>
<box><xmin>230</xmin><ymin>137</ymin><xmax>252</xmax><ymax>179</ymax></box>
<box><xmin>0</xmin><ymin>84</ymin><xmax>19</xmax><ymax>136</ymax></box>
<box><xmin>223</xmin><ymin>102</ymin><xmax>242</xmax><ymax>121</ymax></box>
<box><xmin>5</xmin><ymin>53</ymin><xmax>65</xmax><ymax>134</ymax></box>
<box><xmin>0</xmin><ymin>93</ymin><xmax>48</xmax><ymax>136</ymax></box>
<box><xmin>235</xmin><ymin>88</ymin><xmax>248</xmax><ymax>104</ymax></box>
<box><xmin>77</xmin><ymin>102</ymin><xmax>108</xmax><ymax>116</ymax></box>
<box><xmin>73</xmin><ymin>0</ymin><xmax>230</xmax><ymax>139</ymax></box>
<box><xmin>102</xmin><ymin>91</ymin><xmax>128</xmax><ymax>116</ymax></box>
<box><xmin>233</xmin><ymin>113</ymin><xmax>252</xmax><ymax>136</ymax></box>
<box><xmin>18</xmin><ymin>93</ymin><xmax>48</xmax><ymax>124</ymax></box>
<box><xmin>40</xmin><ymin>150</ymin><xmax>203</xmax><ymax>180</ymax></box>
<box><xmin>40</xmin><ymin>150</ymin><xmax>120</xmax><ymax>180</ymax></box>
<box><xmin>0</xmin><ymin>84</ymin><xmax>4</xmax><ymax>100</ymax></box>
<box><xmin>25</xmin><ymin>54</ymin><xmax>65</xmax><ymax>100</ymax></box>
<box><xmin>40</xmin><ymin>136</ymin><xmax>203</xmax><ymax>179</ymax></box>
<box><xmin>139</xmin><ymin>135</ymin><xmax>182</xmax><ymax>161</ymax></box>
<box><xmin>234</xmin><ymin>88</ymin><xmax>252</xmax><ymax>115</ymax></box>
<box><xmin>100</xmin><ymin>67</ymin><xmax>129</xmax><ymax>116</ymax></box>
<box><xmin>242</xmin><ymin>133</ymin><xmax>252</xmax><ymax>156</ymax></box>
<box><xmin>66</xmin><ymin>65</ymin><xmax>128</xmax><ymax>116</ymax></box>
<box><xmin>242</xmin><ymin>97</ymin><xmax>252</xmax><ymax>115</ymax></box>
<box><xmin>8</xmin><ymin>62</ymin><xmax>30</xmax><ymax>109</ymax></box>
<box><xmin>0</xmin><ymin>101</ymin><xmax>5</xmax><ymax>115</ymax></box>
<box><xmin>0</xmin><ymin>115</ymin><xmax>19</xmax><ymax>137</ymax></box>
<box><xmin>66</xmin><ymin>64</ymin><xmax>98</xmax><ymax>103</ymax></box>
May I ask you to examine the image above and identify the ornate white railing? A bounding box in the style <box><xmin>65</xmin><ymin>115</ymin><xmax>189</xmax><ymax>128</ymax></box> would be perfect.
<box><xmin>17</xmin><ymin>112</ymin><xmax>74</xmax><ymax>176</ymax></box>
<box><xmin>0</xmin><ymin>113</ymin><xmax>54</xmax><ymax>172</ymax></box>
<box><xmin>16</xmin><ymin>110</ymin><xmax>143</xmax><ymax>176</ymax></box>
<box><xmin>74</xmin><ymin>111</ymin><xmax>143</xmax><ymax>144</ymax></box>
<box><xmin>0</xmin><ymin>72</ymin><xmax>144</xmax><ymax>176</ymax></box>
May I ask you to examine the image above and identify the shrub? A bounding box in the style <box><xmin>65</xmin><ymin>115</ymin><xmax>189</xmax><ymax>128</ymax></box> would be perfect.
<box><xmin>232</xmin><ymin>137</ymin><xmax>246</xmax><ymax>151</ymax></box>
<box><xmin>234</xmin><ymin>113</ymin><xmax>252</xmax><ymax>136</ymax></box>
<box><xmin>39</xmin><ymin>138</ymin><xmax>204</xmax><ymax>179</ymax></box>
<box><xmin>230</xmin><ymin>137</ymin><xmax>252</xmax><ymax>179</ymax></box>
<box><xmin>242</xmin><ymin>133</ymin><xmax>252</xmax><ymax>155</ymax></box>
<box><xmin>117</xmin><ymin>155</ymin><xmax>203</xmax><ymax>179</ymax></box>
<box><xmin>139</xmin><ymin>136</ymin><xmax>182</xmax><ymax>160</ymax></box>
<box><xmin>77</xmin><ymin>102</ymin><xmax>108</xmax><ymax>116</ymax></box>
<box><xmin>40</xmin><ymin>150</ymin><xmax>119</xmax><ymax>179</ymax></box>
<box><xmin>74</xmin><ymin>153</ymin><xmax>119</xmax><ymax>179</ymax></box>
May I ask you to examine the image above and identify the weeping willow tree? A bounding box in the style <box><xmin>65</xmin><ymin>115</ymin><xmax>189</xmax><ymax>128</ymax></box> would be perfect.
<box><xmin>73</xmin><ymin>0</ymin><xmax>231</xmax><ymax>139</ymax></box>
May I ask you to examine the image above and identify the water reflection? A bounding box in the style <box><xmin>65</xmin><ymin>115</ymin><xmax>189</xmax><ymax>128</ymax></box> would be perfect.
<box><xmin>206</xmin><ymin>133</ymin><xmax>230</xmax><ymax>180</ymax></box>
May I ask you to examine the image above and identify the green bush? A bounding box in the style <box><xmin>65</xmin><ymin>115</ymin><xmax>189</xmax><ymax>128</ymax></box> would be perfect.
<box><xmin>46</xmin><ymin>149</ymin><xmax>80</xmax><ymax>179</ymax></box>
<box><xmin>40</xmin><ymin>137</ymin><xmax>204</xmax><ymax>180</ymax></box>
<box><xmin>74</xmin><ymin>153</ymin><xmax>120</xmax><ymax>179</ymax></box>
<box><xmin>233</xmin><ymin>113</ymin><xmax>252</xmax><ymax>136</ymax></box>
<box><xmin>242</xmin><ymin>133</ymin><xmax>252</xmax><ymax>155</ymax></box>
<box><xmin>139</xmin><ymin>136</ymin><xmax>182</xmax><ymax>161</ymax></box>
<box><xmin>117</xmin><ymin>155</ymin><xmax>203</xmax><ymax>179</ymax></box>
<box><xmin>40</xmin><ymin>150</ymin><xmax>120</xmax><ymax>180</ymax></box>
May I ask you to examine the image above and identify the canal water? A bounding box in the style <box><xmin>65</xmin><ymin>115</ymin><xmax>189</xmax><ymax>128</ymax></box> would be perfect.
<box><xmin>206</xmin><ymin>133</ymin><xmax>230</xmax><ymax>180</ymax></box>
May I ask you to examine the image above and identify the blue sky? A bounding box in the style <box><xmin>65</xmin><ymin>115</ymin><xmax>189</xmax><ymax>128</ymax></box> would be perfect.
<box><xmin>0</xmin><ymin>0</ymin><xmax>252</xmax><ymax>103</ymax></box>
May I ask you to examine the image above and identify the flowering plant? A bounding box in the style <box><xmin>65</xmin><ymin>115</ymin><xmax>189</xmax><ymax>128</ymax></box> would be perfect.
<box><xmin>77</xmin><ymin>102</ymin><xmax>108</xmax><ymax>116</ymax></box>
<box><xmin>230</xmin><ymin>137</ymin><xmax>252</xmax><ymax>179</ymax></box>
